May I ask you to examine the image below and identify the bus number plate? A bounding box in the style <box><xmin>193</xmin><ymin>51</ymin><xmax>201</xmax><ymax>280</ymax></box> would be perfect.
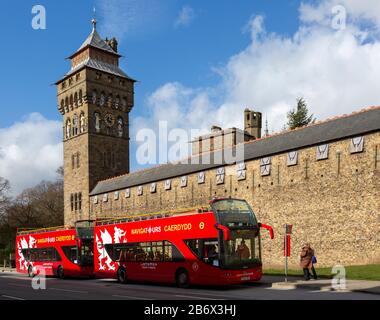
<box><xmin>241</xmin><ymin>276</ymin><xmax>250</xmax><ymax>281</ymax></box>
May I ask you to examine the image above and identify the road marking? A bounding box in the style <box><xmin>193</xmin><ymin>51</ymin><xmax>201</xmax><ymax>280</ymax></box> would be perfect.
<box><xmin>175</xmin><ymin>294</ymin><xmax>223</xmax><ymax>300</ymax></box>
<box><xmin>50</xmin><ymin>288</ymin><xmax>88</xmax><ymax>294</ymax></box>
<box><xmin>266</xmin><ymin>287</ymin><xmax>293</xmax><ymax>291</ymax></box>
<box><xmin>112</xmin><ymin>294</ymin><xmax>154</xmax><ymax>300</ymax></box>
<box><xmin>1</xmin><ymin>295</ymin><xmax>25</xmax><ymax>300</ymax></box>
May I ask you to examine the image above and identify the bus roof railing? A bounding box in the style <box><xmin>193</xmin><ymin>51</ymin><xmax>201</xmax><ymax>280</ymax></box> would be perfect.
<box><xmin>17</xmin><ymin>225</ymin><xmax>75</xmax><ymax>236</ymax></box>
<box><xmin>17</xmin><ymin>220</ymin><xmax>95</xmax><ymax>236</ymax></box>
<box><xmin>95</xmin><ymin>205</ymin><xmax>212</xmax><ymax>226</ymax></box>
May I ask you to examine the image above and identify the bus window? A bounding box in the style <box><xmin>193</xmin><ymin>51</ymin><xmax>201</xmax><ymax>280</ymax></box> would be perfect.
<box><xmin>51</xmin><ymin>248</ymin><xmax>61</xmax><ymax>261</ymax></box>
<box><xmin>62</xmin><ymin>246</ymin><xmax>78</xmax><ymax>263</ymax></box>
<box><xmin>164</xmin><ymin>242</ymin><xmax>172</xmax><ymax>261</ymax></box>
<box><xmin>80</xmin><ymin>240</ymin><xmax>94</xmax><ymax>266</ymax></box>
<box><xmin>146</xmin><ymin>247</ymin><xmax>154</xmax><ymax>261</ymax></box>
<box><xmin>221</xmin><ymin>229</ymin><xmax>261</xmax><ymax>269</ymax></box>
<box><xmin>152</xmin><ymin>242</ymin><xmax>163</xmax><ymax>262</ymax></box>
<box><xmin>184</xmin><ymin>239</ymin><xmax>202</xmax><ymax>259</ymax></box>
<box><xmin>184</xmin><ymin>238</ymin><xmax>218</xmax><ymax>265</ymax></box>
<box><xmin>22</xmin><ymin>249</ymin><xmax>30</xmax><ymax>261</ymax></box>
<box><xmin>164</xmin><ymin>241</ymin><xmax>184</xmax><ymax>262</ymax></box>
<box><xmin>172</xmin><ymin>244</ymin><xmax>185</xmax><ymax>262</ymax></box>
<box><xmin>203</xmin><ymin>240</ymin><xmax>219</xmax><ymax>266</ymax></box>
<box><xmin>42</xmin><ymin>249</ymin><xmax>48</xmax><ymax>261</ymax></box>
<box><xmin>211</xmin><ymin>199</ymin><xmax>258</xmax><ymax>228</ymax></box>
<box><xmin>21</xmin><ymin>248</ymin><xmax>61</xmax><ymax>262</ymax></box>
<box><xmin>30</xmin><ymin>249</ymin><xmax>38</xmax><ymax>261</ymax></box>
<box><xmin>118</xmin><ymin>248</ymin><xmax>127</xmax><ymax>262</ymax></box>
<box><xmin>135</xmin><ymin>246</ymin><xmax>146</xmax><ymax>261</ymax></box>
<box><xmin>105</xmin><ymin>241</ymin><xmax>184</xmax><ymax>263</ymax></box>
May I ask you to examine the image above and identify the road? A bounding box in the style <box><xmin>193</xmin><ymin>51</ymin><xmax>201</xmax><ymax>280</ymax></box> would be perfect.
<box><xmin>0</xmin><ymin>272</ymin><xmax>378</xmax><ymax>300</ymax></box>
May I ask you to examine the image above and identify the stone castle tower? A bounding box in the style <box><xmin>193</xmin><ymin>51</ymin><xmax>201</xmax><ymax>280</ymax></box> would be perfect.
<box><xmin>55</xmin><ymin>19</ymin><xmax>135</xmax><ymax>226</ymax></box>
<box><xmin>244</xmin><ymin>108</ymin><xmax>262</xmax><ymax>139</ymax></box>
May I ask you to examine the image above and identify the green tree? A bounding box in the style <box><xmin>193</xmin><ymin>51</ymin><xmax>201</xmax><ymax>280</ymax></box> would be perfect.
<box><xmin>0</xmin><ymin>170</ymin><xmax>64</xmax><ymax>263</ymax></box>
<box><xmin>6</xmin><ymin>179</ymin><xmax>64</xmax><ymax>228</ymax></box>
<box><xmin>0</xmin><ymin>177</ymin><xmax>11</xmax><ymax>263</ymax></box>
<box><xmin>287</xmin><ymin>98</ymin><xmax>315</xmax><ymax>130</ymax></box>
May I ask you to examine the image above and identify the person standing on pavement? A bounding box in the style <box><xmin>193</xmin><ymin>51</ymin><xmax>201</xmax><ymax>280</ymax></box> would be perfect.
<box><xmin>300</xmin><ymin>243</ymin><xmax>318</xmax><ymax>280</ymax></box>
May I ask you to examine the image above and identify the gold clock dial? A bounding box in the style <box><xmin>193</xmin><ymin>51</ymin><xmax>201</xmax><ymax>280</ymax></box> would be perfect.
<box><xmin>105</xmin><ymin>114</ymin><xmax>115</xmax><ymax>127</ymax></box>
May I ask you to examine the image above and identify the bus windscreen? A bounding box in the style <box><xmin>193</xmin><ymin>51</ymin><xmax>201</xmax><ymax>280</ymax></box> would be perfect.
<box><xmin>211</xmin><ymin>199</ymin><xmax>258</xmax><ymax>228</ymax></box>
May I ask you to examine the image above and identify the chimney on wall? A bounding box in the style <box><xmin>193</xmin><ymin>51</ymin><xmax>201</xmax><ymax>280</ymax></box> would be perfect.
<box><xmin>244</xmin><ymin>108</ymin><xmax>262</xmax><ymax>139</ymax></box>
<box><xmin>211</xmin><ymin>125</ymin><xmax>222</xmax><ymax>133</ymax></box>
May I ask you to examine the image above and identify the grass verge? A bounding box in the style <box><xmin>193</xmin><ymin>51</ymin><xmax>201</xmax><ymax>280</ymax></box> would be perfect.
<box><xmin>264</xmin><ymin>264</ymin><xmax>380</xmax><ymax>281</ymax></box>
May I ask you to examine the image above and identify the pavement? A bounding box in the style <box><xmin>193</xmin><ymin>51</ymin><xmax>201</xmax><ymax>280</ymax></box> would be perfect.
<box><xmin>1</xmin><ymin>267</ymin><xmax>16</xmax><ymax>273</ymax></box>
<box><xmin>0</xmin><ymin>270</ymin><xmax>379</xmax><ymax>300</ymax></box>
<box><xmin>265</xmin><ymin>275</ymin><xmax>380</xmax><ymax>295</ymax></box>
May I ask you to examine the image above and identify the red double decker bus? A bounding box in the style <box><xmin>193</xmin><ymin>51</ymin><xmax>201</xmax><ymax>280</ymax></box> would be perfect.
<box><xmin>16</xmin><ymin>221</ymin><xmax>94</xmax><ymax>278</ymax></box>
<box><xmin>94</xmin><ymin>198</ymin><xmax>274</xmax><ymax>287</ymax></box>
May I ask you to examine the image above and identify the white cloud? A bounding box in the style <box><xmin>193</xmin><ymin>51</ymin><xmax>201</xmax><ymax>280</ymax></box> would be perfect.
<box><xmin>133</xmin><ymin>0</ymin><xmax>380</xmax><ymax>164</ymax></box>
<box><xmin>0</xmin><ymin>113</ymin><xmax>62</xmax><ymax>196</ymax></box>
<box><xmin>174</xmin><ymin>5</ymin><xmax>196</xmax><ymax>28</ymax></box>
<box><xmin>300</xmin><ymin>0</ymin><xmax>380</xmax><ymax>29</ymax></box>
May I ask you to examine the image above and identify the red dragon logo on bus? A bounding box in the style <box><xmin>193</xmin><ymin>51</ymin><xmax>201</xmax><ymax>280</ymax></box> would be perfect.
<box><xmin>95</xmin><ymin>226</ymin><xmax>127</xmax><ymax>271</ymax></box>
<box><xmin>16</xmin><ymin>235</ymin><xmax>37</xmax><ymax>271</ymax></box>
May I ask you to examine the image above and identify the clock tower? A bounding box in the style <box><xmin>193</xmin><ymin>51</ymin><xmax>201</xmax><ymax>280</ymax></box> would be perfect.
<box><xmin>56</xmin><ymin>19</ymin><xmax>135</xmax><ymax>226</ymax></box>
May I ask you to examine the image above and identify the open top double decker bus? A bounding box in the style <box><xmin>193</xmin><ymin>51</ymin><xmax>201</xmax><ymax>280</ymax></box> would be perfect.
<box><xmin>94</xmin><ymin>198</ymin><xmax>274</xmax><ymax>287</ymax></box>
<box><xmin>16</xmin><ymin>220</ymin><xmax>94</xmax><ymax>278</ymax></box>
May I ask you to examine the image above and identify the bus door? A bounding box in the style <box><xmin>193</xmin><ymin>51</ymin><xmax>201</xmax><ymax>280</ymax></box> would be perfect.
<box><xmin>76</xmin><ymin>227</ymin><xmax>94</xmax><ymax>267</ymax></box>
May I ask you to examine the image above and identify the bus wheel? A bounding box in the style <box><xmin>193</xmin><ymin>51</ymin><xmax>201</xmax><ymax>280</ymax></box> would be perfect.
<box><xmin>28</xmin><ymin>265</ymin><xmax>34</xmax><ymax>278</ymax></box>
<box><xmin>176</xmin><ymin>269</ymin><xmax>190</xmax><ymax>288</ymax></box>
<box><xmin>117</xmin><ymin>268</ymin><xmax>127</xmax><ymax>284</ymax></box>
<box><xmin>57</xmin><ymin>265</ymin><xmax>64</xmax><ymax>279</ymax></box>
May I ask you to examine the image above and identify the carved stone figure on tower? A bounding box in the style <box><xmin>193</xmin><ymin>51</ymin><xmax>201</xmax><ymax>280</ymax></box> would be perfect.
<box><xmin>118</xmin><ymin>117</ymin><xmax>124</xmax><ymax>137</ymax></box>
<box><xmin>66</xmin><ymin>120</ymin><xmax>71</xmax><ymax>139</ymax></box>
<box><xmin>94</xmin><ymin>112</ymin><xmax>101</xmax><ymax>132</ymax></box>
<box><xmin>80</xmin><ymin>113</ymin><xmax>86</xmax><ymax>133</ymax></box>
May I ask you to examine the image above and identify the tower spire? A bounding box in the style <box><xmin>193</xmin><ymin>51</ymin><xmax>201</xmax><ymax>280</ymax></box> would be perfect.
<box><xmin>91</xmin><ymin>7</ymin><xmax>97</xmax><ymax>31</ymax></box>
<box><xmin>265</xmin><ymin>116</ymin><xmax>269</xmax><ymax>137</ymax></box>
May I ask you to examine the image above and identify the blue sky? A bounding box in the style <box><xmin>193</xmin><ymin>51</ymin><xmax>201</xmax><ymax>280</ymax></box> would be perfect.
<box><xmin>1</xmin><ymin>0</ymin><xmax>380</xmax><ymax>195</ymax></box>
<box><xmin>0</xmin><ymin>0</ymin><xmax>300</xmax><ymax>127</ymax></box>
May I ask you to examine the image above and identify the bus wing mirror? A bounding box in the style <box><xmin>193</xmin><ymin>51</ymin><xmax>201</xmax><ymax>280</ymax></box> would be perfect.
<box><xmin>214</xmin><ymin>224</ymin><xmax>230</xmax><ymax>241</ymax></box>
<box><xmin>259</xmin><ymin>223</ymin><xmax>274</xmax><ymax>239</ymax></box>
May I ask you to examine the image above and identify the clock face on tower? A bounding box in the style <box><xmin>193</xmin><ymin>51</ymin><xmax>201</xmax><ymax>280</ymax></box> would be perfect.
<box><xmin>105</xmin><ymin>114</ymin><xmax>115</xmax><ymax>127</ymax></box>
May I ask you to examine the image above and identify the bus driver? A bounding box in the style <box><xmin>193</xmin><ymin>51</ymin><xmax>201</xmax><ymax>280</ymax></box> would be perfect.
<box><xmin>236</xmin><ymin>240</ymin><xmax>250</xmax><ymax>260</ymax></box>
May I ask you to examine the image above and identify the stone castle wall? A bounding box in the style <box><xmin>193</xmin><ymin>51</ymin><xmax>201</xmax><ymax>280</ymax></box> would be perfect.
<box><xmin>89</xmin><ymin>131</ymin><xmax>380</xmax><ymax>268</ymax></box>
